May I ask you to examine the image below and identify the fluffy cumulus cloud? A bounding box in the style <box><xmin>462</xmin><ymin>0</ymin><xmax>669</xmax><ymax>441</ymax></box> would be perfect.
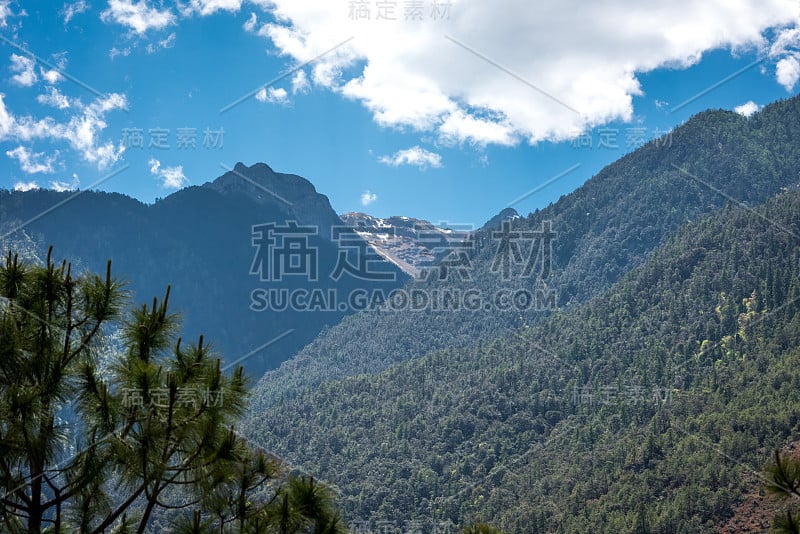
<box><xmin>360</xmin><ymin>190</ymin><xmax>377</xmax><ymax>206</ymax></box>
<box><xmin>770</xmin><ymin>25</ymin><xmax>800</xmax><ymax>91</ymax></box>
<box><xmin>9</xmin><ymin>54</ymin><xmax>37</xmax><ymax>86</ymax></box>
<box><xmin>734</xmin><ymin>100</ymin><xmax>761</xmax><ymax>117</ymax></box>
<box><xmin>37</xmin><ymin>86</ymin><xmax>71</xmax><ymax>109</ymax></box>
<box><xmin>61</xmin><ymin>93</ymin><xmax>128</xmax><ymax>167</ymax></box>
<box><xmin>776</xmin><ymin>56</ymin><xmax>800</xmax><ymax>91</ymax></box>
<box><xmin>101</xmin><ymin>0</ymin><xmax>175</xmax><ymax>34</ymax></box>
<box><xmin>50</xmin><ymin>173</ymin><xmax>80</xmax><ymax>192</ymax></box>
<box><xmin>149</xmin><ymin>158</ymin><xmax>189</xmax><ymax>189</ymax></box>
<box><xmin>255</xmin><ymin>86</ymin><xmax>289</xmax><ymax>105</ymax></box>
<box><xmin>379</xmin><ymin>146</ymin><xmax>442</xmax><ymax>169</ymax></box>
<box><xmin>13</xmin><ymin>181</ymin><xmax>39</xmax><ymax>192</ymax></box>
<box><xmin>6</xmin><ymin>146</ymin><xmax>58</xmax><ymax>174</ymax></box>
<box><xmin>0</xmin><ymin>92</ymin><xmax>127</xmax><ymax>169</ymax></box>
<box><xmin>240</xmin><ymin>0</ymin><xmax>798</xmax><ymax>146</ymax></box>
<box><xmin>40</xmin><ymin>67</ymin><xmax>63</xmax><ymax>84</ymax></box>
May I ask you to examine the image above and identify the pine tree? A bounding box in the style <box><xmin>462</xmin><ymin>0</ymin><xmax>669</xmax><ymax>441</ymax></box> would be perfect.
<box><xmin>765</xmin><ymin>449</ymin><xmax>800</xmax><ymax>533</ymax></box>
<box><xmin>462</xmin><ymin>523</ymin><xmax>503</xmax><ymax>534</ymax></box>
<box><xmin>0</xmin><ymin>248</ymin><xmax>346</xmax><ymax>533</ymax></box>
<box><xmin>0</xmin><ymin>248</ymin><xmax>125</xmax><ymax>532</ymax></box>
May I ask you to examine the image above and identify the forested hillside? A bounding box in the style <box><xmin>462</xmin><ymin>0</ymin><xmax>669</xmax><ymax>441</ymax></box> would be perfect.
<box><xmin>250</xmin><ymin>96</ymin><xmax>800</xmax><ymax>410</ymax></box>
<box><xmin>0</xmin><ymin>163</ymin><xmax>407</xmax><ymax>377</ymax></box>
<box><xmin>243</xmin><ymin>185</ymin><xmax>800</xmax><ymax>532</ymax></box>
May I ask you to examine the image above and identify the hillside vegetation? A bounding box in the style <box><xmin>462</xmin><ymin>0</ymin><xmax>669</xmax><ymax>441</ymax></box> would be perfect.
<box><xmin>244</xmin><ymin>183</ymin><xmax>800</xmax><ymax>532</ymax></box>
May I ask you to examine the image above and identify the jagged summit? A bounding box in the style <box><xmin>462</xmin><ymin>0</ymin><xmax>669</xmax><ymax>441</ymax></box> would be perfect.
<box><xmin>209</xmin><ymin>162</ymin><xmax>319</xmax><ymax>203</ymax></box>
<box><xmin>205</xmin><ymin>162</ymin><xmax>343</xmax><ymax>237</ymax></box>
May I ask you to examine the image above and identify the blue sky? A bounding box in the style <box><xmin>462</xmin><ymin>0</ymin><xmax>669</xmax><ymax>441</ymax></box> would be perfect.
<box><xmin>0</xmin><ymin>0</ymin><xmax>799</xmax><ymax>228</ymax></box>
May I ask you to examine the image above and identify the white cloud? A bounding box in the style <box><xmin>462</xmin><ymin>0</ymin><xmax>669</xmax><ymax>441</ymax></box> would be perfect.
<box><xmin>148</xmin><ymin>158</ymin><xmax>189</xmax><ymax>189</ymax></box>
<box><xmin>255</xmin><ymin>86</ymin><xmax>289</xmax><ymax>105</ymax></box>
<box><xmin>13</xmin><ymin>181</ymin><xmax>39</xmax><ymax>192</ymax></box>
<box><xmin>6</xmin><ymin>146</ymin><xmax>57</xmax><ymax>174</ymax></box>
<box><xmin>181</xmin><ymin>0</ymin><xmax>242</xmax><ymax>16</ymax></box>
<box><xmin>162</xmin><ymin>31</ymin><xmax>176</xmax><ymax>47</ymax></box>
<box><xmin>37</xmin><ymin>86</ymin><xmax>71</xmax><ymax>109</ymax></box>
<box><xmin>379</xmin><ymin>146</ymin><xmax>442</xmax><ymax>169</ymax></box>
<box><xmin>50</xmin><ymin>180</ymin><xmax>74</xmax><ymax>192</ymax></box>
<box><xmin>776</xmin><ymin>55</ymin><xmax>800</xmax><ymax>91</ymax></box>
<box><xmin>243</xmin><ymin>12</ymin><xmax>257</xmax><ymax>32</ymax></box>
<box><xmin>146</xmin><ymin>31</ymin><xmax>176</xmax><ymax>53</ymax></box>
<box><xmin>770</xmin><ymin>26</ymin><xmax>800</xmax><ymax>57</ymax></box>
<box><xmin>291</xmin><ymin>69</ymin><xmax>310</xmax><ymax>94</ymax></box>
<box><xmin>40</xmin><ymin>67</ymin><xmax>63</xmax><ymax>84</ymax></box>
<box><xmin>0</xmin><ymin>2</ymin><xmax>11</xmax><ymax>27</ymax></box>
<box><xmin>0</xmin><ymin>92</ymin><xmax>127</xmax><ymax>169</ymax></box>
<box><xmin>50</xmin><ymin>173</ymin><xmax>80</xmax><ymax>192</ymax></box>
<box><xmin>360</xmin><ymin>190</ymin><xmax>377</xmax><ymax>206</ymax></box>
<box><xmin>183</xmin><ymin>0</ymin><xmax>273</xmax><ymax>16</ymax></box>
<box><xmin>252</xmin><ymin>0</ymin><xmax>798</xmax><ymax>146</ymax></box>
<box><xmin>9</xmin><ymin>54</ymin><xmax>37</xmax><ymax>86</ymax></box>
<box><xmin>734</xmin><ymin>100</ymin><xmax>761</xmax><ymax>117</ymax></box>
<box><xmin>109</xmin><ymin>46</ymin><xmax>131</xmax><ymax>60</ymax></box>
<box><xmin>243</xmin><ymin>12</ymin><xmax>271</xmax><ymax>40</ymax></box>
<box><xmin>101</xmin><ymin>0</ymin><xmax>175</xmax><ymax>35</ymax></box>
<box><xmin>52</xmin><ymin>51</ymin><xmax>69</xmax><ymax>70</ymax></box>
<box><xmin>439</xmin><ymin>110</ymin><xmax>515</xmax><ymax>147</ymax></box>
<box><xmin>62</xmin><ymin>1</ymin><xmax>90</xmax><ymax>25</ymax></box>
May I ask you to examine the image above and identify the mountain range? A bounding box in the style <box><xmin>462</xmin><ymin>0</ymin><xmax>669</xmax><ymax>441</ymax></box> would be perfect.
<box><xmin>247</xmin><ymin>96</ymin><xmax>800</xmax><ymax>411</ymax></box>
<box><xmin>240</xmin><ymin>95</ymin><xmax>800</xmax><ymax>531</ymax></box>
<box><xmin>3</xmin><ymin>94</ymin><xmax>800</xmax><ymax>532</ymax></box>
<box><xmin>0</xmin><ymin>162</ymin><xmax>411</xmax><ymax>378</ymax></box>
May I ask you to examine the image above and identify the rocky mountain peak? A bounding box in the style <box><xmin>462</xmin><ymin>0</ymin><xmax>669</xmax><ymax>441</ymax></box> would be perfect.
<box><xmin>205</xmin><ymin>162</ymin><xmax>343</xmax><ymax>238</ymax></box>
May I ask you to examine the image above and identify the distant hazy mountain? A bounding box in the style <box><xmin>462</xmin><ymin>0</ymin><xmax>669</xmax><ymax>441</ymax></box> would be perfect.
<box><xmin>0</xmin><ymin>162</ymin><xmax>408</xmax><ymax>378</ymax></box>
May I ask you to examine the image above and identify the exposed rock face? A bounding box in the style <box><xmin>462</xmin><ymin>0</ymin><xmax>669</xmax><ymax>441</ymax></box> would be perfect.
<box><xmin>340</xmin><ymin>208</ymin><xmax>523</xmax><ymax>277</ymax></box>
<box><xmin>339</xmin><ymin>213</ymin><xmax>458</xmax><ymax>277</ymax></box>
